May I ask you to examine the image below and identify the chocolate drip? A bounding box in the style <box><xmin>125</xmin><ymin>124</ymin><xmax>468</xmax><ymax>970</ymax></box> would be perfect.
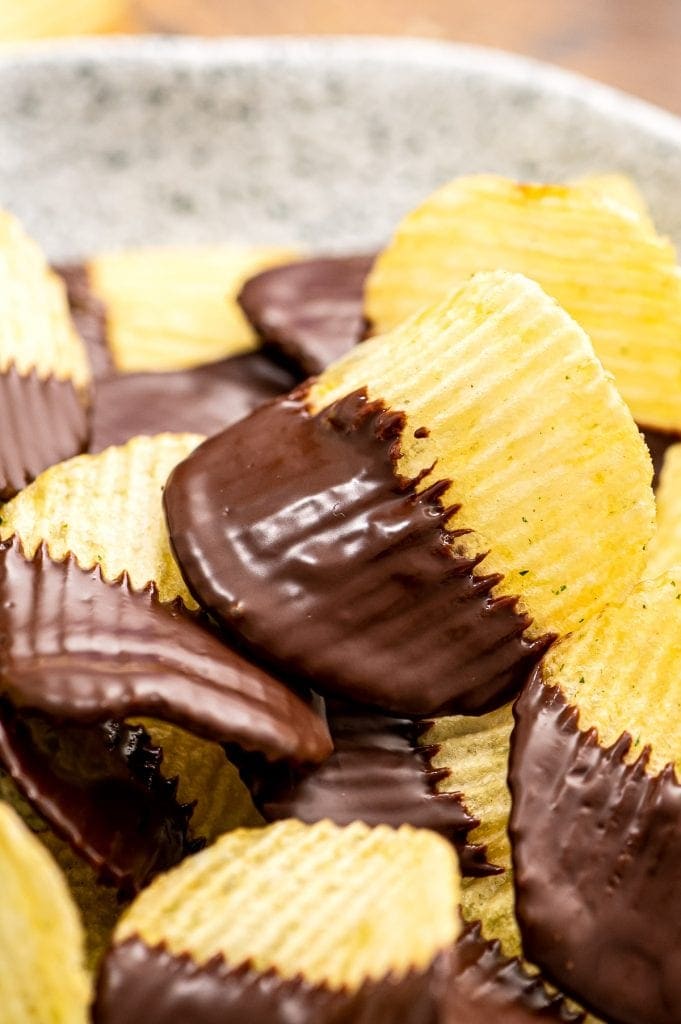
<box><xmin>0</xmin><ymin>708</ymin><xmax>194</xmax><ymax>893</ymax></box>
<box><xmin>510</xmin><ymin>669</ymin><xmax>681</xmax><ymax>1024</ymax></box>
<box><xmin>641</xmin><ymin>425</ymin><xmax>680</xmax><ymax>489</ymax></box>
<box><xmin>95</xmin><ymin>927</ymin><xmax>582</xmax><ymax>1024</ymax></box>
<box><xmin>238</xmin><ymin>253</ymin><xmax>375</xmax><ymax>377</ymax></box>
<box><xmin>253</xmin><ymin>699</ymin><xmax>497</xmax><ymax>877</ymax></box>
<box><xmin>445</xmin><ymin>924</ymin><xmax>584</xmax><ymax>1023</ymax></box>
<box><xmin>0</xmin><ymin>539</ymin><xmax>331</xmax><ymax>764</ymax></box>
<box><xmin>90</xmin><ymin>353</ymin><xmax>296</xmax><ymax>452</ymax></box>
<box><xmin>53</xmin><ymin>262</ymin><xmax>113</xmax><ymax>380</ymax></box>
<box><xmin>165</xmin><ymin>389</ymin><xmax>549</xmax><ymax>716</ymax></box>
<box><xmin>0</xmin><ymin>365</ymin><xmax>89</xmax><ymax>500</ymax></box>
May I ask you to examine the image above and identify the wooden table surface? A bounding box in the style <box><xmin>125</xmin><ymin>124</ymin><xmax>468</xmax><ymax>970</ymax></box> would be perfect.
<box><xmin>130</xmin><ymin>0</ymin><xmax>681</xmax><ymax>115</ymax></box>
<box><xmin>3</xmin><ymin>1</ymin><xmax>679</xmax><ymax>116</ymax></box>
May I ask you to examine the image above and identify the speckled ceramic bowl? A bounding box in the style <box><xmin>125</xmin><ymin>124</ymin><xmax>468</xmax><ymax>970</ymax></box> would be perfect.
<box><xmin>2</xmin><ymin>36</ymin><xmax>681</xmax><ymax>259</ymax></box>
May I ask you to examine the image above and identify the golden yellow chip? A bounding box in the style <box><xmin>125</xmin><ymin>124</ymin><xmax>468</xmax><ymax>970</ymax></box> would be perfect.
<box><xmin>0</xmin><ymin>209</ymin><xmax>91</xmax><ymax>389</ymax></box>
<box><xmin>423</xmin><ymin>712</ymin><xmax>602</xmax><ymax>1022</ymax></box>
<box><xmin>310</xmin><ymin>270</ymin><xmax>654</xmax><ymax>642</ymax></box>
<box><xmin>0</xmin><ymin>773</ymin><xmax>122</xmax><ymax>971</ymax></box>
<box><xmin>423</xmin><ymin>705</ymin><xmax>520</xmax><ymax>957</ymax></box>
<box><xmin>88</xmin><ymin>246</ymin><xmax>299</xmax><ymax>372</ymax></box>
<box><xmin>646</xmin><ymin>442</ymin><xmax>681</xmax><ymax>576</ymax></box>
<box><xmin>0</xmin><ymin>432</ymin><xmax>202</xmax><ymax>606</ymax></box>
<box><xmin>0</xmin><ymin>800</ymin><xmax>90</xmax><ymax>1023</ymax></box>
<box><xmin>540</xmin><ymin>570</ymin><xmax>681</xmax><ymax>775</ymax></box>
<box><xmin>133</xmin><ymin>720</ymin><xmax>263</xmax><ymax>843</ymax></box>
<box><xmin>365</xmin><ymin>173</ymin><xmax>681</xmax><ymax>432</ymax></box>
<box><xmin>113</xmin><ymin>819</ymin><xmax>460</xmax><ymax>992</ymax></box>
<box><xmin>0</xmin><ymin>433</ymin><xmax>266</xmax><ymax>851</ymax></box>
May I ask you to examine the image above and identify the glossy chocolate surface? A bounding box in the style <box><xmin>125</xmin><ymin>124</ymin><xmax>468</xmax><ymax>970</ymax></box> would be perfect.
<box><xmin>238</xmin><ymin>253</ymin><xmax>374</xmax><ymax>377</ymax></box>
<box><xmin>445</xmin><ymin>924</ymin><xmax>584</xmax><ymax>1023</ymax></box>
<box><xmin>0</xmin><ymin>366</ymin><xmax>89</xmax><ymax>500</ymax></box>
<box><xmin>95</xmin><ymin>926</ymin><xmax>582</xmax><ymax>1024</ymax></box>
<box><xmin>0</xmin><ymin>708</ymin><xmax>193</xmax><ymax>892</ymax></box>
<box><xmin>165</xmin><ymin>389</ymin><xmax>548</xmax><ymax>716</ymax></box>
<box><xmin>0</xmin><ymin>539</ymin><xmax>331</xmax><ymax>764</ymax></box>
<box><xmin>510</xmin><ymin>668</ymin><xmax>681</xmax><ymax>1024</ymax></box>
<box><xmin>90</xmin><ymin>352</ymin><xmax>296</xmax><ymax>452</ymax></box>
<box><xmin>53</xmin><ymin>262</ymin><xmax>113</xmax><ymax>379</ymax></box>
<box><xmin>254</xmin><ymin>698</ymin><xmax>497</xmax><ymax>876</ymax></box>
<box><xmin>95</xmin><ymin>938</ymin><xmax>447</xmax><ymax>1024</ymax></box>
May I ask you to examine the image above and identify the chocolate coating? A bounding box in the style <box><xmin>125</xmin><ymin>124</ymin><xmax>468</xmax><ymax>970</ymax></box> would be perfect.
<box><xmin>53</xmin><ymin>262</ymin><xmax>113</xmax><ymax>379</ymax></box>
<box><xmin>510</xmin><ymin>669</ymin><xmax>681</xmax><ymax>1024</ymax></box>
<box><xmin>0</xmin><ymin>366</ymin><xmax>89</xmax><ymax>500</ymax></box>
<box><xmin>238</xmin><ymin>253</ymin><xmax>375</xmax><ymax>377</ymax></box>
<box><xmin>0</xmin><ymin>539</ymin><xmax>331</xmax><ymax>764</ymax></box>
<box><xmin>0</xmin><ymin>708</ymin><xmax>193</xmax><ymax>893</ymax></box>
<box><xmin>95</xmin><ymin>939</ymin><xmax>448</xmax><ymax>1024</ymax></box>
<box><xmin>253</xmin><ymin>699</ymin><xmax>497</xmax><ymax>876</ymax></box>
<box><xmin>0</xmin><ymin>539</ymin><xmax>331</xmax><ymax>888</ymax></box>
<box><xmin>90</xmin><ymin>353</ymin><xmax>296</xmax><ymax>452</ymax></box>
<box><xmin>444</xmin><ymin>924</ymin><xmax>584</xmax><ymax>1023</ymax></box>
<box><xmin>95</xmin><ymin>926</ymin><xmax>582</xmax><ymax>1024</ymax></box>
<box><xmin>165</xmin><ymin>389</ymin><xmax>549</xmax><ymax>716</ymax></box>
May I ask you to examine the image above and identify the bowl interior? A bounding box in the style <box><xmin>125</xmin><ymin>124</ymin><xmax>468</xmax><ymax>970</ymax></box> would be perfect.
<box><xmin>2</xmin><ymin>36</ymin><xmax>681</xmax><ymax>259</ymax></box>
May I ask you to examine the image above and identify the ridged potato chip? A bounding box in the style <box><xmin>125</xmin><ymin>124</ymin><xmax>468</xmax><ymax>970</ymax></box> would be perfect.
<box><xmin>424</xmin><ymin>710</ymin><xmax>602</xmax><ymax>1023</ymax></box>
<box><xmin>0</xmin><ymin>210</ymin><xmax>92</xmax><ymax>498</ymax></box>
<box><xmin>0</xmin><ymin>800</ymin><xmax>90</xmax><ymax>1024</ymax></box>
<box><xmin>87</xmin><ymin>246</ymin><xmax>299</xmax><ymax>372</ymax></box>
<box><xmin>132</xmin><ymin>720</ymin><xmax>263</xmax><ymax>842</ymax></box>
<box><xmin>423</xmin><ymin>706</ymin><xmax>520</xmax><ymax>956</ymax></box>
<box><xmin>365</xmin><ymin>173</ymin><xmax>681</xmax><ymax>432</ymax></box>
<box><xmin>310</xmin><ymin>270</ymin><xmax>654</xmax><ymax>643</ymax></box>
<box><xmin>0</xmin><ymin>210</ymin><xmax>90</xmax><ymax>389</ymax></box>
<box><xmin>510</xmin><ymin>573</ymin><xmax>681</xmax><ymax>1024</ymax></box>
<box><xmin>537</xmin><ymin>571</ymin><xmax>681</xmax><ymax>773</ymax></box>
<box><xmin>108</xmin><ymin>819</ymin><xmax>460</xmax><ymax>989</ymax></box>
<box><xmin>0</xmin><ymin>432</ymin><xmax>202</xmax><ymax>606</ymax></box>
<box><xmin>0</xmin><ymin>434</ymin><xmax>280</xmax><ymax>860</ymax></box>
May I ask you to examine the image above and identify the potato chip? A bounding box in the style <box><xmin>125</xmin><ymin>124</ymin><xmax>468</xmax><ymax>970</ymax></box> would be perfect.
<box><xmin>423</xmin><ymin>706</ymin><xmax>520</xmax><ymax>957</ymax></box>
<box><xmin>0</xmin><ymin>435</ymin><xmax>322</xmax><ymax>885</ymax></box>
<box><xmin>102</xmin><ymin>820</ymin><xmax>459</xmax><ymax>1006</ymax></box>
<box><xmin>510</xmin><ymin>573</ymin><xmax>681</xmax><ymax>1024</ymax></box>
<box><xmin>0</xmin><ymin>211</ymin><xmax>92</xmax><ymax>498</ymax></box>
<box><xmin>365</xmin><ymin>173</ymin><xmax>681</xmax><ymax>432</ymax></box>
<box><xmin>0</xmin><ymin>800</ymin><xmax>90</xmax><ymax>1023</ymax></box>
<box><xmin>0</xmin><ymin>432</ymin><xmax>202</xmax><ymax>606</ymax></box>
<box><xmin>0</xmin><ymin>210</ymin><xmax>90</xmax><ymax>389</ymax></box>
<box><xmin>87</xmin><ymin>246</ymin><xmax>299</xmax><ymax>373</ymax></box>
<box><xmin>424</xmin><ymin>710</ymin><xmax>602</xmax><ymax>1023</ymax></box>
<box><xmin>310</xmin><ymin>270</ymin><xmax>654</xmax><ymax>644</ymax></box>
<box><xmin>132</xmin><ymin>720</ymin><xmax>263</xmax><ymax>843</ymax></box>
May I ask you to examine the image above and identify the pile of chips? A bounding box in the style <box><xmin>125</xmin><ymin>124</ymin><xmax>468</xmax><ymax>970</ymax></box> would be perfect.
<box><xmin>1</xmin><ymin>172</ymin><xmax>680</xmax><ymax>1023</ymax></box>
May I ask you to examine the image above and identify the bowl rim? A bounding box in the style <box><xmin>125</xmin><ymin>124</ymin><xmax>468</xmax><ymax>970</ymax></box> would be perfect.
<box><xmin>2</xmin><ymin>33</ymin><xmax>680</xmax><ymax>145</ymax></box>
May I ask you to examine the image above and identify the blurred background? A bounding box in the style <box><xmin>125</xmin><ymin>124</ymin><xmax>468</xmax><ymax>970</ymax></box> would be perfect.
<box><xmin>1</xmin><ymin>0</ymin><xmax>679</xmax><ymax>114</ymax></box>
